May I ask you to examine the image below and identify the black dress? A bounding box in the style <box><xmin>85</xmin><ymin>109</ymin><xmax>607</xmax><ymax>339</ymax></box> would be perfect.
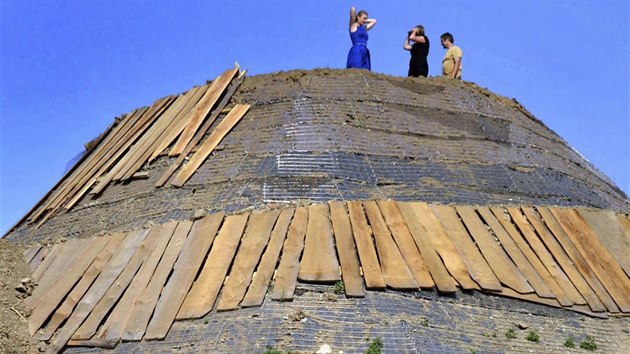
<box><xmin>408</xmin><ymin>36</ymin><xmax>429</xmax><ymax>77</ymax></box>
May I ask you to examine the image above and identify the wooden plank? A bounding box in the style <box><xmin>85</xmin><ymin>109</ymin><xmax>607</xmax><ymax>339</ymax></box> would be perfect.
<box><xmin>38</xmin><ymin>233</ymin><xmax>126</xmax><ymax>341</ymax></box>
<box><xmin>113</xmin><ymin>93</ymin><xmax>192</xmax><ymax>181</ymax></box>
<box><xmin>363</xmin><ymin>201</ymin><xmax>418</xmax><ymax>290</ymax></box>
<box><xmin>507</xmin><ymin>207</ymin><xmax>585</xmax><ymax>306</ymax></box>
<box><xmin>549</xmin><ymin>208</ymin><xmax>630</xmax><ymax>312</ymax></box>
<box><xmin>490</xmin><ymin>207</ymin><xmax>571</xmax><ymax>306</ymax></box>
<box><xmin>72</xmin><ymin>230</ymin><xmax>160</xmax><ymax>340</ymax></box>
<box><xmin>241</xmin><ymin>209</ymin><xmax>295</xmax><ymax>307</ymax></box>
<box><xmin>298</xmin><ymin>204</ymin><xmax>341</xmax><ymax>282</ymax></box>
<box><xmin>172</xmin><ymin>214</ymin><xmax>248</xmax><ymax>321</ymax></box>
<box><xmin>45</xmin><ymin>229</ymin><xmax>149</xmax><ymax>354</ymax></box>
<box><xmin>28</xmin><ymin>236</ymin><xmax>110</xmax><ymax>334</ymax></box>
<box><xmin>217</xmin><ymin>210</ymin><xmax>281</xmax><ymax>311</ymax></box>
<box><xmin>97</xmin><ymin>221</ymin><xmax>180</xmax><ymax>340</ymax></box>
<box><xmin>327</xmin><ymin>201</ymin><xmax>366</xmax><ymax>297</ymax></box>
<box><xmin>580</xmin><ymin>209</ymin><xmax>630</xmax><ymax>277</ymax></box>
<box><xmin>377</xmin><ymin>201</ymin><xmax>434</xmax><ymax>288</ymax></box>
<box><xmin>477</xmin><ymin>207</ymin><xmax>554</xmax><ymax>298</ymax></box>
<box><xmin>617</xmin><ymin>214</ymin><xmax>630</xmax><ymax>239</ymax></box>
<box><xmin>170</xmin><ymin>104</ymin><xmax>251</xmax><ymax>187</ymax></box>
<box><xmin>27</xmin><ymin>107</ymin><xmax>147</xmax><ymax>224</ymax></box>
<box><xmin>397</xmin><ymin>202</ymin><xmax>458</xmax><ymax>293</ymax></box>
<box><xmin>271</xmin><ymin>207</ymin><xmax>308</xmax><ymax>301</ymax></box>
<box><xmin>347</xmin><ymin>201</ymin><xmax>386</xmax><ymax>290</ymax></box>
<box><xmin>148</xmin><ymin>85</ymin><xmax>208</xmax><ymax>162</ymax></box>
<box><xmin>536</xmin><ymin>207</ymin><xmax>620</xmax><ymax>313</ymax></box>
<box><xmin>66</xmin><ymin>338</ymin><xmax>120</xmax><ymax>349</ymax></box>
<box><xmin>431</xmin><ymin>204</ymin><xmax>502</xmax><ymax>291</ymax></box>
<box><xmin>142</xmin><ymin>216</ymin><xmax>235</xmax><ymax>339</ymax></box>
<box><xmin>31</xmin><ymin>244</ymin><xmax>61</xmax><ymax>281</ymax></box>
<box><xmin>522</xmin><ymin>207</ymin><xmax>605</xmax><ymax>312</ymax></box>
<box><xmin>86</xmin><ymin>96</ymin><xmax>176</xmax><ymax>197</ymax></box>
<box><xmin>25</xmin><ymin>240</ymin><xmax>90</xmax><ymax>310</ymax></box>
<box><xmin>29</xmin><ymin>246</ymin><xmax>49</xmax><ymax>273</ymax></box>
<box><xmin>169</xmin><ymin>65</ymin><xmax>240</xmax><ymax>157</ymax></box>
<box><xmin>155</xmin><ymin>72</ymin><xmax>246</xmax><ymax>187</ymax></box>
<box><xmin>410</xmin><ymin>202</ymin><xmax>478</xmax><ymax>290</ymax></box>
<box><xmin>121</xmin><ymin>221</ymin><xmax>189</xmax><ymax>341</ymax></box>
<box><xmin>456</xmin><ymin>206</ymin><xmax>533</xmax><ymax>294</ymax></box>
<box><xmin>24</xmin><ymin>244</ymin><xmax>42</xmax><ymax>264</ymax></box>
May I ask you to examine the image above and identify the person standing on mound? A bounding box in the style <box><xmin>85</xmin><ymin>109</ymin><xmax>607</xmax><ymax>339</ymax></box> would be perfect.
<box><xmin>346</xmin><ymin>7</ymin><xmax>377</xmax><ymax>70</ymax></box>
<box><xmin>404</xmin><ymin>25</ymin><xmax>430</xmax><ymax>77</ymax></box>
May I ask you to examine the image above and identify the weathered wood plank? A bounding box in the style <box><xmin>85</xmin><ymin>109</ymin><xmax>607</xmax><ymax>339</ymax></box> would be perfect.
<box><xmin>38</xmin><ymin>233</ymin><xmax>126</xmax><ymax>341</ymax></box>
<box><xmin>30</xmin><ymin>243</ymin><xmax>61</xmax><ymax>283</ymax></box>
<box><xmin>431</xmin><ymin>204</ymin><xmax>502</xmax><ymax>291</ymax></box>
<box><xmin>490</xmin><ymin>207</ymin><xmax>571</xmax><ymax>305</ymax></box>
<box><xmin>169</xmin><ymin>65</ymin><xmax>240</xmax><ymax>157</ymax></box>
<box><xmin>142</xmin><ymin>215</ymin><xmax>233</xmax><ymax>338</ymax></box>
<box><xmin>217</xmin><ymin>210</ymin><xmax>281</xmax><ymax>311</ymax></box>
<box><xmin>397</xmin><ymin>202</ymin><xmax>458</xmax><ymax>293</ymax></box>
<box><xmin>363</xmin><ymin>201</ymin><xmax>418</xmax><ymax>290</ymax></box>
<box><xmin>536</xmin><ymin>207</ymin><xmax>619</xmax><ymax>313</ymax></box>
<box><xmin>45</xmin><ymin>229</ymin><xmax>149</xmax><ymax>354</ymax></box>
<box><xmin>121</xmin><ymin>222</ymin><xmax>189</xmax><ymax>341</ymax></box>
<box><xmin>477</xmin><ymin>207</ymin><xmax>554</xmax><ymax>298</ymax></box>
<box><xmin>28</xmin><ymin>236</ymin><xmax>110</xmax><ymax>335</ymax></box>
<box><xmin>377</xmin><ymin>200</ymin><xmax>434</xmax><ymax>288</ymax></box>
<box><xmin>154</xmin><ymin>72</ymin><xmax>246</xmax><ymax>187</ymax></box>
<box><xmin>456</xmin><ymin>206</ymin><xmax>533</xmax><ymax>294</ymax></box>
<box><xmin>411</xmin><ymin>202</ymin><xmax>478</xmax><ymax>290</ymax></box>
<box><xmin>148</xmin><ymin>85</ymin><xmax>208</xmax><ymax>162</ymax></box>
<box><xmin>24</xmin><ymin>245</ymin><xmax>42</xmax><ymax>264</ymax></box>
<box><xmin>271</xmin><ymin>207</ymin><xmax>308</xmax><ymax>301</ymax></box>
<box><xmin>328</xmin><ymin>201</ymin><xmax>366</xmax><ymax>297</ymax></box>
<box><xmin>174</xmin><ymin>214</ymin><xmax>248</xmax><ymax>321</ymax></box>
<box><xmin>170</xmin><ymin>104</ymin><xmax>251</xmax><ymax>187</ymax></box>
<box><xmin>298</xmin><ymin>204</ymin><xmax>341</xmax><ymax>282</ymax></box>
<box><xmin>25</xmin><ymin>240</ymin><xmax>90</xmax><ymax>310</ymax></box>
<box><xmin>97</xmin><ymin>221</ymin><xmax>180</xmax><ymax>340</ymax></box>
<box><xmin>522</xmin><ymin>207</ymin><xmax>604</xmax><ymax>312</ymax></box>
<box><xmin>347</xmin><ymin>201</ymin><xmax>386</xmax><ymax>290</ymax></box>
<box><xmin>580</xmin><ymin>209</ymin><xmax>630</xmax><ymax>277</ymax></box>
<box><xmin>549</xmin><ymin>208</ymin><xmax>630</xmax><ymax>312</ymax></box>
<box><xmin>28</xmin><ymin>246</ymin><xmax>50</xmax><ymax>273</ymax></box>
<box><xmin>507</xmin><ymin>207</ymin><xmax>585</xmax><ymax>306</ymax></box>
<box><xmin>241</xmin><ymin>209</ymin><xmax>295</xmax><ymax>307</ymax></box>
<box><xmin>72</xmin><ymin>230</ymin><xmax>160</xmax><ymax>340</ymax></box>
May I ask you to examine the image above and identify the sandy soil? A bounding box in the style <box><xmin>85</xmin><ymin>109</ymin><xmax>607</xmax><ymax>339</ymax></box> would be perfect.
<box><xmin>0</xmin><ymin>240</ymin><xmax>40</xmax><ymax>353</ymax></box>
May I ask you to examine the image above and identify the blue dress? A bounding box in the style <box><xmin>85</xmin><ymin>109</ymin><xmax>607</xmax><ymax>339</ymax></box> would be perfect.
<box><xmin>346</xmin><ymin>25</ymin><xmax>370</xmax><ymax>70</ymax></box>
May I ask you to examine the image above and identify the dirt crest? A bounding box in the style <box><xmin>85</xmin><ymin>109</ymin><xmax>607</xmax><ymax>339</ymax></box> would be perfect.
<box><xmin>0</xmin><ymin>240</ymin><xmax>39</xmax><ymax>353</ymax></box>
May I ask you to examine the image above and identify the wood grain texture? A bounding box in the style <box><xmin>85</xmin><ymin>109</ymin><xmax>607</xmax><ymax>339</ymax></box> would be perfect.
<box><xmin>298</xmin><ymin>203</ymin><xmax>341</xmax><ymax>282</ymax></box>
<box><xmin>328</xmin><ymin>201</ymin><xmax>366</xmax><ymax>297</ymax></box>
<box><xmin>175</xmin><ymin>214</ymin><xmax>248</xmax><ymax>320</ymax></box>
<box><xmin>272</xmin><ymin>207</ymin><xmax>308</xmax><ymax>301</ymax></box>
<box><xmin>579</xmin><ymin>209</ymin><xmax>630</xmax><ymax>277</ymax></box>
<box><xmin>347</xmin><ymin>201</ymin><xmax>386</xmax><ymax>290</ymax></box>
<box><xmin>217</xmin><ymin>210</ymin><xmax>281</xmax><ymax>311</ymax></box>
<box><xmin>537</xmin><ymin>207</ymin><xmax>620</xmax><ymax>313</ymax></box>
<box><xmin>431</xmin><ymin>204</ymin><xmax>502</xmax><ymax>291</ymax></box>
<box><xmin>241</xmin><ymin>209</ymin><xmax>295</xmax><ymax>307</ymax></box>
<box><xmin>121</xmin><ymin>221</ymin><xmax>188</xmax><ymax>341</ymax></box>
<box><xmin>398</xmin><ymin>202</ymin><xmax>457</xmax><ymax>293</ymax></box>
<box><xmin>456</xmin><ymin>206</ymin><xmax>533</xmax><ymax>294</ymax></box>
<box><xmin>363</xmin><ymin>201</ymin><xmax>418</xmax><ymax>290</ymax></box>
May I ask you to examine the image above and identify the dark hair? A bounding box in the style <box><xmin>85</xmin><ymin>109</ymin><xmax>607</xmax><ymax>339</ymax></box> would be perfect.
<box><xmin>415</xmin><ymin>25</ymin><xmax>425</xmax><ymax>36</ymax></box>
<box><xmin>440</xmin><ymin>32</ymin><xmax>454</xmax><ymax>43</ymax></box>
<box><xmin>356</xmin><ymin>10</ymin><xmax>368</xmax><ymax>22</ymax></box>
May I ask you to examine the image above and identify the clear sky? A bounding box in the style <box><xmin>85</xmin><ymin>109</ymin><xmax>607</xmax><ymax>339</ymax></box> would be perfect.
<box><xmin>1</xmin><ymin>1</ymin><xmax>628</xmax><ymax>235</ymax></box>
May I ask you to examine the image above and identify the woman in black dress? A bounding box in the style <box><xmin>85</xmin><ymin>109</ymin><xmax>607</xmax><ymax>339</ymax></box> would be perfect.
<box><xmin>404</xmin><ymin>25</ymin><xmax>429</xmax><ymax>77</ymax></box>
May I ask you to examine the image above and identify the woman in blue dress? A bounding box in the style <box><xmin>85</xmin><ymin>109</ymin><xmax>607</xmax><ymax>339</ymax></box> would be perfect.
<box><xmin>346</xmin><ymin>7</ymin><xmax>377</xmax><ymax>70</ymax></box>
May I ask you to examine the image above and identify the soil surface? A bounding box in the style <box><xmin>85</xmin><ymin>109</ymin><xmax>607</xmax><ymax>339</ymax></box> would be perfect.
<box><xmin>0</xmin><ymin>240</ymin><xmax>39</xmax><ymax>353</ymax></box>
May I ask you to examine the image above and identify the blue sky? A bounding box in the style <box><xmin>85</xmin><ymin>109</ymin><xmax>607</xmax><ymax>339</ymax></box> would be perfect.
<box><xmin>1</xmin><ymin>1</ymin><xmax>628</xmax><ymax>235</ymax></box>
